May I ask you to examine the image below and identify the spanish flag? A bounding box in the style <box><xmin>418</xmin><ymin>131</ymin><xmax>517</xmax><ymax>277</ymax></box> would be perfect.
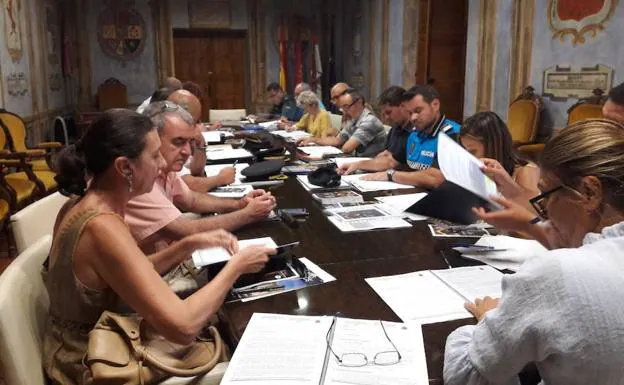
<box><xmin>278</xmin><ymin>19</ymin><xmax>288</xmax><ymax>90</ymax></box>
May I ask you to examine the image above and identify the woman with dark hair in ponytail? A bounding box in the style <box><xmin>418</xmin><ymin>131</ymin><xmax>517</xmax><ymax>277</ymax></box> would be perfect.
<box><xmin>44</xmin><ymin>109</ymin><xmax>273</xmax><ymax>384</ymax></box>
<box><xmin>459</xmin><ymin>111</ymin><xmax>540</xmax><ymax>209</ymax></box>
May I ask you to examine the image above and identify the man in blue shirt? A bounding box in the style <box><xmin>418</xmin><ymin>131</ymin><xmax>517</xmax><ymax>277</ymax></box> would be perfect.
<box><xmin>361</xmin><ymin>85</ymin><xmax>460</xmax><ymax>189</ymax></box>
<box><xmin>267</xmin><ymin>82</ymin><xmax>304</xmax><ymax>122</ymax></box>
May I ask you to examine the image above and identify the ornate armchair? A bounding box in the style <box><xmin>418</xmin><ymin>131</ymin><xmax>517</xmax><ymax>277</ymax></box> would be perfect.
<box><xmin>507</xmin><ymin>86</ymin><xmax>545</xmax><ymax>159</ymax></box>
<box><xmin>567</xmin><ymin>88</ymin><xmax>605</xmax><ymax>125</ymax></box>
<box><xmin>97</xmin><ymin>77</ymin><xmax>128</xmax><ymax>111</ymax></box>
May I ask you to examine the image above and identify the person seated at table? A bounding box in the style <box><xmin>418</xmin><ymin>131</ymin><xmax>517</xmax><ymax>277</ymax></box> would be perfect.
<box><xmin>266</xmin><ymin>82</ymin><xmax>303</xmax><ymax>123</ymax></box>
<box><xmin>167</xmin><ymin>90</ymin><xmax>235</xmax><ymax>193</ymax></box>
<box><xmin>339</xmin><ymin>85</ymin><xmax>413</xmax><ymax>175</ymax></box>
<box><xmin>294</xmin><ymin>82</ymin><xmax>327</xmax><ymax>110</ymax></box>
<box><xmin>137</xmin><ymin>77</ymin><xmax>182</xmax><ymax>113</ymax></box>
<box><xmin>359</xmin><ymin>85</ymin><xmax>459</xmax><ymax>188</ymax></box>
<box><xmin>44</xmin><ymin>108</ymin><xmax>274</xmax><ymax>385</ymax></box>
<box><xmin>602</xmin><ymin>81</ymin><xmax>624</xmax><ymax>124</ymax></box>
<box><xmin>460</xmin><ymin>111</ymin><xmax>540</xmax><ymax>209</ymax></box>
<box><xmin>283</xmin><ymin>91</ymin><xmax>336</xmax><ymax>138</ymax></box>
<box><xmin>126</xmin><ymin>101</ymin><xmax>276</xmax><ymax>255</ymax></box>
<box><xmin>444</xmin><ymin>119</ymin><xmax>624</xmax><ymax>385</ymax></box>
<box><xmin>299</xmin><ymin>89</ymin><xmax>386</xmax><ymax>157</ymax></box>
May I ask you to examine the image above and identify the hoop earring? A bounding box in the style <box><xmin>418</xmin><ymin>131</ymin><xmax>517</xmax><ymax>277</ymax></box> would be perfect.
<box><xmin>126</xmin><ymin>173</ymin><xmax>134</xmax><ymax>193</ymax></box>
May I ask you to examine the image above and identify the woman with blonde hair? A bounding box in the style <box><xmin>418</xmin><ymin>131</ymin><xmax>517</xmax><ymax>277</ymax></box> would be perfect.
<box><xmin>286</xmin><ymin>90</ymin><xmax>336</xmax><ymax>138</ymax></box>
<box><xmin>44</xmin><ymin>109</ymin><xmax>274</xmax><ymax>384</ymax></box>
<box><xmin>445</xmin><ymin>119</ymin><xmax>624</xmax><ymax>384</ymax></box>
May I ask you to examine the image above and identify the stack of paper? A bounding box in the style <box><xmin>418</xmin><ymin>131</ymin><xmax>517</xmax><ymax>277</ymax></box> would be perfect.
<box><xmin>366</xmin><ymin>266</ymin><xmax>503</xmax><ymax>324</ymax></box>
<box><xmin>192</xmin><ymin>237</ymin><xmax>277</xmax><ymax>268</ymax></box>
<box><xmin>220</xmin><ymin>313</ymin><xmax>429</xmax><ymax>385</ymax></box>
<box><xmin>208</xmin><ymin>185</ymin><xmax>253</xmax><ymax>198</ymax></box>
<box><xmin>297</xmin><ymin>145</ymin><xmax>344</xmax><ymax>158</ymax></box>
<box><xmin>455</xmin><ymin>235</ymin><xmax>547</xmax><ymax>271</ymax></box>
<box><xmin>325</xmin><ymin>204</ymin><xmax>412</xmax><ymax>232</ymax></box>
<box><xmin>342</xmin><ymin>174</ymin><xmax>414</xmax><ymax>192</ymax></box>
<box><xmin>331</xmin><ymin>157</ymin><xmax>371</xmax><ymax>169</ymax></box>
<box><xmin>206</xmin><ymin>148</ymin><xmax>254</xmax><ymax>161</ymax></box>
<box><xmin>272</xmin><ymin>130</ymin><xmax>312</xmax><ymax>140</ymax></box>
<box><xmin>204</xmin><ymin>163</ymin><xmax>250</xmax><ymax>184</ymax></box>
<box><xmin>375</xmin><ymin>193</ymin><xmax>429</xmax><ymax>221</ymax></box>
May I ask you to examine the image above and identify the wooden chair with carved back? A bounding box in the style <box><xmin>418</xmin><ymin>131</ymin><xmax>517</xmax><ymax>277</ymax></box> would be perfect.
<box><xmin>97</xmin><ymin>77</ymin><xmax>129</xmax><ymax>111</ymax></box>
<box><xmin>507</xmin><ymin>86</ymin><xmax>545</xmax><ymax>160</ymax></box>
<box><xmin>0</xmin><ymin>126</ymin><xmax>41</xmax><ymax>212</ymax></box>
<box><xmin>567</xmin><ymin>88</ymin><xmax>606</xmax><ymax>125</ymax></box>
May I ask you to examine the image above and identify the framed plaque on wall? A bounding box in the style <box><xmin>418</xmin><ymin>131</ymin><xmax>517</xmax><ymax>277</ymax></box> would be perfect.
<box><xmin>188</xmin><ymin>0</ymin><xmax>232</xmax><ymax>29</ymax></box>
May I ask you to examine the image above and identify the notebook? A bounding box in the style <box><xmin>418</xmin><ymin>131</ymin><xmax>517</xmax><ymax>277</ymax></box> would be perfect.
<box><xmin>220</xmin><ymin>313</ymin><xmax>429</xmax><ymax>385</ymax></box>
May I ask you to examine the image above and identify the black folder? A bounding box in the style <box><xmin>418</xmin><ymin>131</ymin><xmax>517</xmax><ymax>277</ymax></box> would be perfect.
<box><xmin>405</xmin><ymin>180</ymin><xmax>498</xmax><ymax>225</ymax></box>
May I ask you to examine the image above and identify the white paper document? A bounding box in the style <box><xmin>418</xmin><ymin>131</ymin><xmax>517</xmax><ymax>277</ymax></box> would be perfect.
<box><xmin>456</xmin><ymin>235</ymin><xmax>547</xmax><ymax>271</ymax></box>
<box><xmin>342</xmin><ymin>174</ymin><xmax>414</xmax><ymax>192</ymax></box>
<box><xmin>208</xmin><ymin>184</ymin><xmax>253</xmax><ymax>198</ymax></box>
<box><xmin>191</xmin><ymin>237</ymin><xmax>277</xmax><ymax>267</ymax></box>
<box><xmin>375</xmin><ymin>193</ymin><xmax>429</xmax><ymax>221</ymax></box>
<box><xmin>202</xmin><ymin>131</ymin><xmax>223</xmax><ymax>143</ymax></box>
<box><xmin>325</xmin><ymin>204</ymin><xmax>412</xmax><ymax>232</ymax></box>
<box><xmin>331</xmin><ymin>157</ymin><xmax>371</xmax><ymax>169</ymax></box>
<box><xmin>272</xmin><ymin>130</ymin><xmax>312</xmax><ymax>140</ymax></box>
<box><xmin>366</xmin><ymin>266</ymin><xmax>503</xmax><ymax>324</ymax></box>
<box><xmin>296</xmin><ymin>175</ymin><xmax>350</xmax><ymax>191</ymax></box>
<box><xmin>204</xmin><ymin>163</ymin><xmax>250</xmax><ymax>184</ymax></box>
<box><xmin>221</xmin><ymin>313</ymin><xmax>429</xmax><ymax>385</ymax></box>
<box><xmin>206</xmin><ymin>148</ymin><xmax>253</xmax><ymax>161</ymax></box>
<box><xmin>437</xmin><ymin>133</ymin><xmax>498</xmax><ymax>202</ymax></box>
<box><xmin>298</xmin><ymin>145</ymin><xmax>344</xmax><ymax>158</ymax></box>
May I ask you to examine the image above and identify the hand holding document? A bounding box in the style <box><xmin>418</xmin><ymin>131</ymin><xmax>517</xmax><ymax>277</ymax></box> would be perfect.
<box><xmin>220</xmin><ymin>313</ymin><xmax>429</xmax><ymax>385</ymax></box>
<box><xmin>192</xmin><ymin>237</ymin><xmax>277</xmax><ymax>268</ymax></box>
<box><xmin>454</xmin><ymin>235</ymin><xmax>547</xmax><ymax>271</ymax></box>
<box><xmin>366</xmin><ymin>266</ymin><xmax>503</xmax><ymax>324</ymax></box>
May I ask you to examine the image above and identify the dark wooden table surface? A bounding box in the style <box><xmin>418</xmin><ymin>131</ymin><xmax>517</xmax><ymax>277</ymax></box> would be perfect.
<box><xmin>219</xmin><ymin>177</ymin><xmax>482</xmax><ymax>382</ymax></box>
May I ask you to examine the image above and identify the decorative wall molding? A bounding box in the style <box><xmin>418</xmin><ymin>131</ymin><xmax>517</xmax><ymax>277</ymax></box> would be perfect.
<box><xmin>509</xmin><ymin>0</ymin><xmax>535</xmax><ymax>100</ymax></box>
<box><xmin>368</xmin><ymin>1</ymin><xmax>377</xmax><ymax>99</ymax></box>
<box><xmin>188</xmin><ymin>0</ymin><xmax>232</xmax><ymax>29</ymax></box>
<box><xmin>248</xmin><ymin>0</ymin><xmax>266</xmax><ymax>108</ymax></box>
<box><xmin>475</xmin><ymin>0</ymin><xmax>497</xmax><ymax>112</ymax></box>
<box><xmin>151</xmin><ymin>0</ymin><xmax>174</xmax><ymax>82</ymax></box>
<box><xmin>380</xmin><ymin>0</ymin><xmax>389</xmax><ymax>91</ymax></box>
<box><xmin>76</xmin><ymin>0</ymin><xmax>93</xmax><ymax>107</ymax></box>
<box><xmin>402</xmin><ymin>0</ymin><xmax>418</xmax><ymax>87</ymax></box>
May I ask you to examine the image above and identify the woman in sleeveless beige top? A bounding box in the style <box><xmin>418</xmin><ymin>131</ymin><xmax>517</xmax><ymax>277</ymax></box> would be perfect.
<box><xmin>43</xmin><ymin>108</ymin><xmax>275</xmax><ymax>384</ymax></box>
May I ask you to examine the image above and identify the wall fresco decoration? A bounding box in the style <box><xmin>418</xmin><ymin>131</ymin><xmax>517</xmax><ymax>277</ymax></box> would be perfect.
<box><xmin>548</xmin><ymin>0</ymin><xmax>618</xmax><ymax>45</ymax></box>
<box><xmin>97</xmin><ymin>0</ymin><xmax>146</xmax><ymax>61</ymax></box>
<box><xmin>6</xmin><ymin>72</ymin><xmax>28</xmax><ymax>96</ymax></box>
<box><xmin>3</xmin><ymin>0</ymin><xmax>23</xmax><ymax>62</ymax></box>
<box><xmin>45</xmin><ymin>2</ymin><xmax>60</xmax><ymax>66</ymax></box>
<box><xmin>49</xmin><ymin>73</ymin><xmax>63</xmax><ymax>91</ymax></box>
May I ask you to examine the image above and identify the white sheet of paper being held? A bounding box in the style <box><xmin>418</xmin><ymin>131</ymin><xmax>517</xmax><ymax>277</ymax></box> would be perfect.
<box><xmin>437</xmin><ymin>132</ymin><xmax>499</xmax><ymax>204</ymax></box>
<box><xmin>220</xmin><ymin>313</ymin><xmax>332</xmax><ymax>385</ymax></box>
<box><xmin>191</xmin><ymin>237</ymin><xmax>277</xmax><ymax>267</ymax></box>
<box><xmin>323</xmin><ymin>318</ymin><xmax>429</xmax><ymax>385</ymax></box>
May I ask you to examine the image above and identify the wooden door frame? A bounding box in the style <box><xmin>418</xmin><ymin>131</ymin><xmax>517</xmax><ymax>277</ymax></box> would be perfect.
<box><xmin>172</xmin><ymin>28</ymin><xmax>251</xmax><ymax>113</ymax></box>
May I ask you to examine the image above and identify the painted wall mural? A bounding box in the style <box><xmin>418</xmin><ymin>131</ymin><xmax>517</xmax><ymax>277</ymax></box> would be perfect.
<box><xmin>97</xmin><ymin>3</ymin><xmax>147</xmax><ymax>61</ymax></box>
<box><xmin>548</xmin><ymin>0</ymin><xmax>618</xmax><ymax>45</ymax></box>
<box><xmin>3</xmin><ymin>0</ymin><xmax>23</xmax><ymax>62</ymax></box>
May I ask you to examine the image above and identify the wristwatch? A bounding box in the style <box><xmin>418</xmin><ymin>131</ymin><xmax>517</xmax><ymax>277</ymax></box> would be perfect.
<box><xmin>386</xmin><ymin>168</ymin><xmax>396</xmax><ymax>182</ymax></box>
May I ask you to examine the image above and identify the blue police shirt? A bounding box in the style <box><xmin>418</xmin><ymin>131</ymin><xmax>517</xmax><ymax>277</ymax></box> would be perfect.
<box><xmin>406</xmin><ymin>115</ymin><xmax>460</xmax><ymax>171</ymax></box>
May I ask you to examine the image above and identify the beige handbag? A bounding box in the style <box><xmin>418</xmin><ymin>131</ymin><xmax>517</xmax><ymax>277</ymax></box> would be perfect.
<box><xmin>84</xmin><ymin>311</ymin><xmax>225</xmax><ymax>385</ymax></box>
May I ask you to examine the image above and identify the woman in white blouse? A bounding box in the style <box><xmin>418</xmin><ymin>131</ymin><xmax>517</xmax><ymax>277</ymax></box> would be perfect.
<box><xmin>444</xmin><ymin>119</ymin><xmax>624</xmax><ymax>385</ymax></box>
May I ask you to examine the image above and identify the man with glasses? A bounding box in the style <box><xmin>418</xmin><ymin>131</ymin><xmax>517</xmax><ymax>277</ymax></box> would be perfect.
<box><xmin>125</xmin><ymin>101</ymin><xmax>277</xmax><ymax>255</ymax></box>
<box><xmin>267</xmin><ymin>82</ymin><xmax>303</xmax><ymax>122</ymax></box>
<box><xmin>361</xmin><ymin>85</ymin><xmax>460</xmax><ymax>189</ymax></box>
<box><xmin>167</xmin><ymin>90</ymin><xmax>236</xmax><ymax>193</ymax></box>
<box><xmin>300</xmin><ymin>90</ymin><xmax>386</xmax><ymax>157</ymax></box>
<box><xmin>339</xmin><ymin>86</ymin><xmax>412</xmax><ymax>175</ymax></box>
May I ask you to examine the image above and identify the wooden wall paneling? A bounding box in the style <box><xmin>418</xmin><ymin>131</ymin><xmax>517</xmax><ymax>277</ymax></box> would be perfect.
<box><xmin>414</xmin><ymin>0</ymin><xmax>430</xmax><ymax>84</ymax></box>
<box><xmin>402</xmin><ymin>0</ymin><xmax>418</xmax><ymax>87</ymax></box>
<box><xmin>475</xmin><ymin>0</ymin><xmax>497</xmax><ymax>112</ymax></box>
<box><xmin>248</xmin><ymin>0</ymin><xmax>267</xmax><ymax>110</ymax></box>
<box><xmin>509</xmin><ymin>0</ymin><xmax>535</xmax><ymax>100</ymax></box>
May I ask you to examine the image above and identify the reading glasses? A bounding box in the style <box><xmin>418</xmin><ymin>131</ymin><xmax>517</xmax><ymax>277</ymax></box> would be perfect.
<box><xmin>325</xmin><ymin>315</ymin><xmax>402</xmax><ymax>367</ymax></box>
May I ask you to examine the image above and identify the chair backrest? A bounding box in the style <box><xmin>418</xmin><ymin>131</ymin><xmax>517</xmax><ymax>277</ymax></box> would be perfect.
<box><xmin>567</xmin><ymin>103</ymin><xmax>604</xmax><ymax>125</ymax></box>
<box><xmin>0</xmin><ymin>235</ymin><xmax>52</xmax><ymax>385</ymax></box>
<box><xmin>209</xmin><ymin>109</ymin><xmax>247</xmax><ymax>123</ymax></box>
<box><xmin>10</xmin><ymin>192</ymin><xmax>69</xmax><ymax>254</ymax></box>
<box><xmin>97</xmin><ymin>78</ymin><xmax>128</xmax><ymax>111</ymax></box>
<box><xmin>0</xmin><ymin>109</ymin><xmax>27</xmax><ymax>152</ymax></box>
<box><xmin>329</xmin><ymin>113</ymin><xmax>343</xmax><ymax>131</ymax></box>
<box><xmin>507</xmin><ymin>99</ymin><xmax>540</xmax><ymax>144</ymax></box>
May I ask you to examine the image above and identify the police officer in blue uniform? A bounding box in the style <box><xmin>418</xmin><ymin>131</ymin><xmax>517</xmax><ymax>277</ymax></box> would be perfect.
<box><xmin>361</xmin><ymin>85</ymin><xmax>460</xmax><ymax>189</ymax></box>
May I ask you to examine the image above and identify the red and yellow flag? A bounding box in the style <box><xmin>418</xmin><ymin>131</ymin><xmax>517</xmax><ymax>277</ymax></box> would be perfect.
<box><xmin>278</xmin><ymin>19</ymin><xmax>288</xmax><ymax>90</ymax></box>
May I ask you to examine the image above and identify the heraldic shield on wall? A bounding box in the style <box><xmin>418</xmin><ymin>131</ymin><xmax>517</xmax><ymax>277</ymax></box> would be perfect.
<box><xmin>548</xmin><ymin>0</ymin><xmax>619</xmax><ymax>45</ymax></box>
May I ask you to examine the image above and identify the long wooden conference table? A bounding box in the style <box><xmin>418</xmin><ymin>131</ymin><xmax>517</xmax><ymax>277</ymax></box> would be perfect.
<box><xmin>217</xmin><ymin>176</ymin><xmax>481</xmax><ymax>383</ymax></box>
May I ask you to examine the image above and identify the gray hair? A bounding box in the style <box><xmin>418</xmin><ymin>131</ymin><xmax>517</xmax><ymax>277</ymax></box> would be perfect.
<box><xmin>297</xmin><ymin>90</ymin><xmax>319</xmax><ymax>107</ymax></box>
<box><xmin>142</xmin><ymin>101</ymin><xmax>194</xmax><ymax>133</ymax></box>
<box><xmin>297</xmin><ymin>82</ymin><xmax>311</xmax><ymax>92</ymax></box>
